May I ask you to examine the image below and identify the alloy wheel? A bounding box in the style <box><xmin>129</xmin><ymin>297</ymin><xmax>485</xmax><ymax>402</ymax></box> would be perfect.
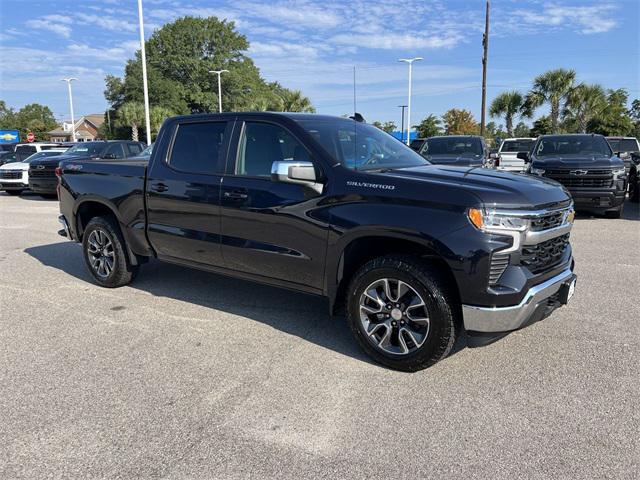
<box><xmin>87</xmin><ymin>229</ymin><xmax>115</xmax><ymax>278</ymax></box>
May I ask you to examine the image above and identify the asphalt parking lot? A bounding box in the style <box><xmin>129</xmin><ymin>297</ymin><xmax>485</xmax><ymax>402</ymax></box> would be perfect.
<box><xmin>0</xmin><ymin>192</ymin><xmax>638</xmax><ymax>479</ymax></box>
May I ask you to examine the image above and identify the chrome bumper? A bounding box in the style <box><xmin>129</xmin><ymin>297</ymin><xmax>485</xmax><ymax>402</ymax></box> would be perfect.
<box><xmin>462</xmin><ymin>268</ymin><xmax>575</xmax><ymax>333</ymax></box>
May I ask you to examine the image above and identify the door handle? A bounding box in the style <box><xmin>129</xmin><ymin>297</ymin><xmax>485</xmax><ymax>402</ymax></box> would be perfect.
<box><xmin>224</xmin><ymin>190</ymin><xmax>248</xmax><ymax>200</ymax></box>
<box><xmin>151</xmin><ymin>182</ymin><xmax>169</xmax><ymax>192</ymax></box>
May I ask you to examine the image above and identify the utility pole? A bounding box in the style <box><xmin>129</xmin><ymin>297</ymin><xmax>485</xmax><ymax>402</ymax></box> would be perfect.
<box><xmin>61</xmin><ymin>78</ymin><xmax>77</xmax><ymax>142</ymax></box>
<box><xmin>480</xmin><ymin>0</ymin><xmax>490</xmax><ymax>136</ymax></box>
<box><xmin>398</xmin><ymin>57</ymin><xmax>423</xmax><ymax>145</ymax></box>
<box><xmin>137</xmin><ymin>0</ymin><xmax>152</xmax><ymax>145</ymax></box>
<box><xmin>209</xmin><ymin>70</ymin><xmax>229</xmax><ymax>113</ymax></box>
<box><xmin>398</xmin><ymin>105</ymin><xmax>407</xmax><ymax>143</ymax></box>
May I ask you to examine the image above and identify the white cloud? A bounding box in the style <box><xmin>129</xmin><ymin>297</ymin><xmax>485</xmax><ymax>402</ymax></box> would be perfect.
<box><xmin>75</xmin><ymin>13</ymin><xmax>137</xmax><ymax>32</ymax></box>
<box><xmin>330</xmin><ymin>33</ymin><xmax>464</xmax><ymax>51</ymax></box>
<box><xmin>512</xmin><ymin>3</ymin><xmax>618</xmax><ymax>35</ymax></box>
<box><xmin>25</xmin><ymin>17</ymin><xmax>72</xmax><ymax>38</ymax></box>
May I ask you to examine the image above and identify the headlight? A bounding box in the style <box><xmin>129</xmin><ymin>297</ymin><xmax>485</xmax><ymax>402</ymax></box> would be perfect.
<box><xmin>530</xmin><ymin>167</ymin><xmax>545</xmax><ymax>176</ymax></box>
<box><xmin>468</xmin><ymin>208</ymin><xmax>530</xmax><ymax>232</ymax></box>
<box><xmin>612</xmin><ymin>167</ymin><xmax>626</xmax><ymax>177</ymax></box>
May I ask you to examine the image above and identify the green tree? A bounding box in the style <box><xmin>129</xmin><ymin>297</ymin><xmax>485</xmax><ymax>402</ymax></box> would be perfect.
<box><xmin>372</xmin><ymin>121</ymin><xmax>397</xmax><ymax>133</ymax></box>
<box><xmin>116</xmin><ymin>102</ymin><xmax>145</xmax><ymax>141</ymax></box>
<box><xmin>530</xmin><ymin>116</ymin><xmax>552</xmax><ymax>137</ymax></box>
<box><xmin>413</xmin><ymin>114</ymin><xmax>442</xmax><ymax>138</ymax></box>
<box><xmin>150</xmin><ymin>106</ymin><xmax>175</xmax><ymax>139</ymax></box>
<box><xmin>630</xmin><ymin>99</ymin><xmax>640</xmax><ymax>139</ymax></box>
<box><xmin>513</xmin><ymin>121</ymin><xmax>531</xmax><ymax>137</ymax></box>
<box><xmin>524</xmin><ymin>68</ymin><xmax>576</xmax><ymax>133</ymax></box>
<box><xmin>13</xmin><ymin>103</ymin><xmax>58</xmax><ymax>141</ymax></box>
<box><xmin>0</xmin><ymin>100</ymin><xmax>16</xmax><ymax>130</ymax></box>
<box><xmin>277</xmin><ymin>88</ymin><xmax>315</xmax><ymax>113</ymax></box>
<box><xmin>442</xmin><ymin>109</ymin><xmax>478</xmax><ymax>135</ymax></box>
<box><xmin>489</xmin><ymin>91</ymin><xmax>528</xmax><ymax>137</ymax></box>
<box><xmin>586</xmin><ymin>89</ymin><xmax>634</xmax><ymax>136</ymax></box>
<box><xmin>562</xmin><ymin>83</ymin><xmax>606</xmax><ymax>133</ymax></box>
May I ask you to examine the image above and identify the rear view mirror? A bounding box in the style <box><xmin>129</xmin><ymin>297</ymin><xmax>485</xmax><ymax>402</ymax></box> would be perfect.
<box><xmin>271</xmin><ymin>161</ymin><xmax>322</xmax><ymax>194</ymax></box>
<box><xmin>517</xmin><ymin>151</ymin><xmax>530</xmax><ymax>162</ymax></box>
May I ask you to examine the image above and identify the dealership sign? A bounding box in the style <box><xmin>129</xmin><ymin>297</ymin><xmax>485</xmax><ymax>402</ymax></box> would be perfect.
<box><xmin>0</xmin><ymin>130</ymin><xmax>20</xmax><ymax>144</ymax></box>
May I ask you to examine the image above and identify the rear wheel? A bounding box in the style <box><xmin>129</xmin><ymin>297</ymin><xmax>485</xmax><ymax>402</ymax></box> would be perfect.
<box><xmin>4</xmin><ymin>190</ymin><xmax>22</xmax><ymax>195</ymax></box>
<box><xmin>82</xmin><ymin>216</ymin><xmax>138</xmax><ymax>287</ymax></box>
<box><xmin>346</xmin><ymin>255</ymin><xmax>458</xmax><ymax>371</ymax></box>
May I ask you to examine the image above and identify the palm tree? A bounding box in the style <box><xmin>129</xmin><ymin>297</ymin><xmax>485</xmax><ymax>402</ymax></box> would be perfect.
<box><xmin>413</xmin><ymin>114</ymin><xmax>442</xmax><ymax>138</ymax></box>
<box><xmin>279</xmin><ymin>89</ymin><xmax>315</xmax><ymax>113</ymax></box>
<box><xmin>150</xmin><ymin>106</ymin><xmax>174</xmax><ymax>139</ymax></box>
<box><xmin>489</xmin><ymin>91</ymin><xmax>528</xmax><ymax>137</ymax></box>
<box><xmin>563</xmin><ymin>83</ymin><xmax>606</xmax><ymax>133</ymax></box>
<box><xmin>116</xmin><ymin>102</ymin><xmax>145</xmax><ymax>141</ymax></box>
<box><xmin>524</xmin><ymin>69</ymin><xmax>576</xmax><ymax>133</ymax></box>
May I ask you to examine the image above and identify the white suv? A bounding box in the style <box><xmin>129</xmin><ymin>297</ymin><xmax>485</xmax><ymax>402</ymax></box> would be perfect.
<box><xmin>496</xmin><ymin>138</ymin><xmax>536</xmax><ymax>172</ymax></box>
<box><xmin>14</xmin><ymin>142</ymin><xmax>63</xmax><ymax>162</ymax></box>
<box><xmin>0</xmin><ymin>149</ymin><xmax>67</xmax><ymax>195</ymax></box>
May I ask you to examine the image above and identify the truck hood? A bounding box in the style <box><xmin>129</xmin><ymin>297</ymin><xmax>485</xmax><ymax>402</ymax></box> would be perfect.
<box><xmin>531</xmin><ymin>155</ymin><xmax>624</xmax><ymax>169</ymax></box>
<box><xmin>386</xmin><ymin>165</ymin><xmax>571</xmax><ymax>209</ymax></box>
<box><xmin>423</xmin><ymin>154</ymin><xmax>484</xmax><ymax>167</ymax></box>
<box><xmin>29</xmin><ymin>154</ymin><xmax>92</xmax><ymax>167</ymax></box>
<box><xmin>0</xmin><ymin>161</ymin><xmax>29</xmax><ymax>171</ymax></box>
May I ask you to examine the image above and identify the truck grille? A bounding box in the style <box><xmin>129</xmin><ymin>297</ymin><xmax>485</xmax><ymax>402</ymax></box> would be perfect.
<box><xmin>530</xmin><ymin>211</ymin><xmax>565</xmax><ymax>231</ymax></box>
<box><xmin>489</xmin><ymin>253</ymin><xmax>510</xmax><ymax>285</ymax></box>
<box><xmin>521</xmin><ymin>234</ymin><xmax>570</xmax><ymax>273</ymax></box>
<box><xmin>545</xmin><ymin>169</ymin><xmax>613</xmax><ymax>188</ymax></box>
<box><xmin>0</xmin><ymin>171</ymin><xmax>22</xmax><ymax>179</ymax></box>
<box><xmin>29</xmin><ymin>167</ymin><xmax>56</xmax><ymax>178</ymax></box>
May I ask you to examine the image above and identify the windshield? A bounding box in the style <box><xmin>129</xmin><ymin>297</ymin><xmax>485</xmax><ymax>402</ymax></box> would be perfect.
<box><xmin>140</xmin><ymin>143</ymin><xmax>153</xmax><ymax>157</ymax></box>
<box><xmin>534</xmin><ymin>136</ymin><xmax>612</xmax><ymax>157</ymax></box>
<box><xmin>608</xmin><ymin>138</ymin><xmax>639</xmax><ymax>153</ymax></box>
<box><xmin>298</xmin><ymin>118</ymin><xmax>429</xmax><ymax>171</ymax></box>
<box><xmin>65</xmin><ymin>142</ymin><xmax>107</xmax><ymax>156</ymax></box>
<box><xmin>500</xmin><ymin>139</ymin><xmax>534</xmax><ymax>153</ymax></box>
<box><xmin>23</xmin><ymin>151</ymin><xmax>64</xmax><ymax>163</ymax></box>
<box><xmin>421</xmin><ymin>137</ymin><xmax>483</xmax><ymax>156</ymax></box>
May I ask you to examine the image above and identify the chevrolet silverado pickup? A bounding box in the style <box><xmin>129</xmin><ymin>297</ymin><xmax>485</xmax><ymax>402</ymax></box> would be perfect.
<box><xmin>57</xmin><ymin>113</ymin><xmax>577</xmax><ymax>371</ymax></box>
<box><xmin>522</xmin><ymin>134</ymin><xmax>627</xmax><ymax>218</ymax></box>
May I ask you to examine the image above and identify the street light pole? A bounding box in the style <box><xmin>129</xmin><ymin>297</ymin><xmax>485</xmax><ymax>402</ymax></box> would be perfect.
<box><xmin>61</xmin><ymin>78</ymin><xmax>77</xmax><ymax>142</ymax></box>
<box><xmin>209</xmin><ymin>70</ymin><xmax>229</xmax><ymax>113</ymax></box>
<box><xmin>398</xmin><ymin>57</ymin><xmax>423</xmax><ymax>145</ymax></box>
<box><xmin>137</xmin><ymin>0</ymin><xmax>152</xmax><ymax>145</ymax></box>
<box><xmin>398</xmin><ymin>105</ymin><xmax>407</xmax><ymax>143</ymax></box>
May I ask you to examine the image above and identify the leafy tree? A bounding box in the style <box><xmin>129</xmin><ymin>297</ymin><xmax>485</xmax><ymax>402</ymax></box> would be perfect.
<box><xmin>413</xmin><ymin>114</ymin><xmax>442</xmax><ymax>138</ymax></box>
<box><xmin>0</xmin><ymin>100</ymin><xmax>16</xmax><ymax>129</ymax></box>
<box><xmin>513</xmin><ymin>122</ymin><xmax>531</xmax><ymax>137</ymax></box>
<box><xmin>630</xmin><ymin>99</ymin><xmax>640</xmax><ymax>139</ymax></box>
<box><xmin>150</xmin><ymin>106</ymin><xmax>175</xmax><ymax>139</ymax></box>
<box><xmin>586</xmin><ymin>88</ymin><xmax>634</xmax><ymax>136</ymax></box>
<box><xmin>483</xmin><ymin>121</ymin><xmax>507</xmax><ymax>147</ymax></box>
<box><xmin>442</xmin><ymin>109</ymin><xmax>478</xmax><ymax>135</ymax></box>
<box><xmin>106</xmin><ymin>16</ymin><xmax>313</xmax><ymax>116</ymax></box>
<box><xmin>524</xmin><ymin>68</ymin><xmax>576</xmax><ymax>133</ymax></box>
<box><xmin>562</xmin><ymin>83</ymin><xmax>606</xmax><ymax>133</ymax></box>
<box><xmin>11</xmin><ymin>103</ymin><xmax>58</xmax><ymax>141</ymax></box>
<box><xmin>530</xmin><ymin>116</ymin><xmax>552</xmax><ymax>137</ymax></box>
<box><xmin>489</xmin><ymin>91</ymin><xmax>529</xmax><ymax>137</ymax></box>
<box><xmin>116</xmin><ymin>102</ymin><xmax>145</xmax><ymax>141</ymax></box>
<box><xmin>372</xmin><ymin>121</ymin><xmax>397</xmax><ymax>133</ymax></box>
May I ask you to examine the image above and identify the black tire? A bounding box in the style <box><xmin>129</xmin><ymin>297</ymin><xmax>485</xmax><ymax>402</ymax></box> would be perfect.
<box><xmin>39</xmin><ymin>193</ymin><xmax>58</xmax><ymax>199</ymax></box>
<box><xmin>82</xmin><ymin>216</ymin><xmax>138</xmax><ymax>287</ymax></box>
<box><xmin>629</xmin><ymin>170</ymin><xmax>639</xmax><ymax>203</ymax></box>
<box><xmin>346</xmin><ymin>255</ymin><xmax>458</xmax><ymax>372</ymax></box>
<box><xmin>4</xmin><ymin>190</ymin><xmax>22</xmax><ymax>195</ymax></box>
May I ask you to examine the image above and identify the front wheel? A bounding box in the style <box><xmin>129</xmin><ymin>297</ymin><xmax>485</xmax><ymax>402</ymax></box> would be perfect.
<box><xmin>82</xmin><ymin>216</ymin><xmax>138</xmax><ymax>287</ymax></box>
<box><xmin>346</xmin><ymin>255</ymin><xmax>458</xmax><ymax>371</ymax></box>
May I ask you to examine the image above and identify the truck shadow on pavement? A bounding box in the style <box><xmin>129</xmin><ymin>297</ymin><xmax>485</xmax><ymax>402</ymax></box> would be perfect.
<box><xmin>24</xmin><ymin>241</ymin><xmax>468</xmax><ymax>369</ymax></box>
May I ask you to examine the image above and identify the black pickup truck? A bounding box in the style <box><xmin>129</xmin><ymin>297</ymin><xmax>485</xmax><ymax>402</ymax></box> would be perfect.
<box><xmin>57</xmin><ymin>113</ymin><xmax>577</xmax><ymax>371</ymax></box>
<box><xmin>520</xmin><ymin>134</ymin><xmax>628</xmax><ymax>218</ymax></box>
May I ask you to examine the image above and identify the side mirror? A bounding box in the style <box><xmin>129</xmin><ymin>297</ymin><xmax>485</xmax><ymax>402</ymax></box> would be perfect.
<box><xmin>517</xmin><ymin>151</ymin><xmax>530</xmax><ymax>162</ymax></box>
<box><xmin>271</xmin><ymin>161</ymin><xmax>322</xmax><ymax>194</ymax></box>
<box><xmin>489</xmin><ymin>152</ymin><xmax>499</xmax><ymax>160</ymax></box>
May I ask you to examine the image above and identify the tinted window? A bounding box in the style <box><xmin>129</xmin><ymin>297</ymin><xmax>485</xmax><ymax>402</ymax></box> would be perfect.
<box><xmin>104</xmin><ymin>144</ymin><xmax>125</xmax><ymax>159</ymax></box>
<box><xmin>127</xmin><ymin>143</ymin><xmax>142</xmax><ymax>155</ymax></box>
<box><xmin>619</xmin><ymin>139</ymin><xmax>639</xmax><ymax>152</ymax></box>
<box><xmin>65</xmin><ymin>143</ymin><xmax>106</xmax><ymax>156</ymax></box>
<box><xmin>169</xmin><ymin>122</ymin><xmax>227</xmax><ymax>174</ymax></box>
<box><xmin>236</xmin><ymin>122</ymin><xmax>309</xmax><ymax>177</ymax></box>
<box><xmin>299</xmin><ymin>118</ymin><xmax>428</xmax><ymax>171</ymax></box>
<box><xmin>41</xmin><ymin>145</ymin><xmax>62</xmax><ymax>150</ymax></box>
<box><xmin>422</xmin><ymin>137</ymin><xmax>483</xmax><ymax>156</ymax></box>
<box><xmin>500</xmin><ymin>139</ymin><xmax>534</xmax><ymax>152</ymax></box>
<box><xmin>535</xmin><ymin>136</ymin><xmax>611</xmax><ymax>156</ymax></box>
<box><xmin>16</xmin><ymin>145</ymin><xmax>37</xmax><ymax>154</ymax></box>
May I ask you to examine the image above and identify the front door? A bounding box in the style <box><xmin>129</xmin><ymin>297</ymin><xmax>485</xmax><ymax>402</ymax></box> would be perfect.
<box><xmin>146</xmin><ymin>119</ymin><xmax>232</xmax><ymax>266</ymax></box>
<box><xmin>220</xmin><ymin>120</ymin><xmax>329</xmax><ymax>291</ymax></box>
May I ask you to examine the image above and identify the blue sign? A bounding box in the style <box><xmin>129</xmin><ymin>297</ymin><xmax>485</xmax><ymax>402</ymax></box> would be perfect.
<box><xmin>0</xmin><ymin>130</ymin><xmax>20</xmax><ymax>144</ymax></box>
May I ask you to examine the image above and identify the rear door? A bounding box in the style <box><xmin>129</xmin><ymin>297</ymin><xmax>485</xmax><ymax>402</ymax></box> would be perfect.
<box><xmin>146</xmin><ymin>119</ymin><xmax>232</xmax><ymax>266</ymax></box>
<box><xmin>219</xmin><ymin>118</ymin><xmax>329</xmax><ymax>291</ymax></box>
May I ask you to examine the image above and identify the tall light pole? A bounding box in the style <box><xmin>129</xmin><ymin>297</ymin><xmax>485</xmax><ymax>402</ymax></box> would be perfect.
<box><xmin>480</xmin><ymin>0</ymin><xmax>490</xmax><ymax>136</ymax></box>
<box><xmin>137</xmin><ymin>0</ymin><xmax>151</xmax><ymax>145</ymax></box>
<box><xmin>398</xmin><ymin>57</ymin><xmax>422</xmax><ymax>145</ymax></box>
<box><xmin>398</xmin><ymin>105</ymin><xmax>407</xmax><ymax>143</ymax></box>
<box><xmin>61</xmin><ymin>78</ymin><xmax>77</xmax><ymax>142</ymax></box>
<box><xmin>209</xmin><ymin>70</ymin><xmax>229</xmax><ymax>113</ymax></box>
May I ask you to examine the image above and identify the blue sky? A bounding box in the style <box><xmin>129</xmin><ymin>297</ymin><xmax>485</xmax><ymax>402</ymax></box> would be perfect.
<box><xmin>0</xmin><ymin>0</ymin><xmax>638</xmax><ymax>129</ymax></box>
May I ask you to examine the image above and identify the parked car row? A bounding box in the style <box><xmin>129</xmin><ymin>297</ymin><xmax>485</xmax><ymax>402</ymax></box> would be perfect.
<box><xmin>0</xmin><ymin>140</ymin><xmax>148</xmax><ymax>197</ymax></box>
<box><xmin>408</xmin><ymin>133</ymin><xmax>638</xmax><ymax>216</ymax></box>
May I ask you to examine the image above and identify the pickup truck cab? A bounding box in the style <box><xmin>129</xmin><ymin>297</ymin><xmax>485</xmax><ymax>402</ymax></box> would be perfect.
<box><xmin>29</xmin><ymin>140</ymin><xmax>145</xmax><ymax>196</ymax></box>
<box><xmin>58</xmin><ymin>113</ymin><xmax>577</xmax><ymax>371</ymax></box>
<box><xmin>606</xmin><ymin>136</ymin><xmax>640</xmax><ymax>173</ymax></box>
<box><xmin>522</xmin><ymin>134</ymin><xmax>627</xmax><ymax>218</ymax></box>
<box><xmin>418</xmin><ymin>135</ymin><xmax>489</xmax><ymax>167</ymax></box>
<box><xmin>496</xmin><ymin>137</ymin><xmax>535</xmax><ymax>172</ymax></box>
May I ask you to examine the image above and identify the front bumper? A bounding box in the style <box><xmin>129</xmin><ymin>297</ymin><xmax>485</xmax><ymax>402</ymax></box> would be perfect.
<box><xmin>463</xmin><ymin>267</ymin><xmax>575</xmax><ymax>333</ymax></box>
<box><xmin>569</xmin><ymin>188</ymin><xmax>626</xmax><ymax>211</ymax></box>
<box><xmin>0</xmin><ymin>181</ymin><xmax>28</xmax><ymax>190</ymax></box>
<box><xmin>29</xmin><ymin>177</ymin><xmax>57</xmax><ymax>194</ymax></box>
